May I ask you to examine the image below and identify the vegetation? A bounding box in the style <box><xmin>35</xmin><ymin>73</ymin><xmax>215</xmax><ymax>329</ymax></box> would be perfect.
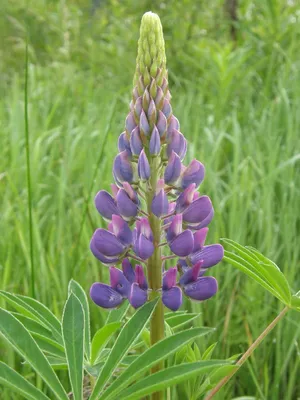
<box><xmin>1</xmin><ymin>0</ymin><xmax>300</xmax><ymax>398</ymax></box>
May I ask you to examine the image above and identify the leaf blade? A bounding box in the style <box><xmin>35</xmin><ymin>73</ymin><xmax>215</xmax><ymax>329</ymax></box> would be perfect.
<box><xmin>62</xmin><ymin>293</ymin><xmax>84</xmax><ymax>400</ymax></box>
<box><xmin>90</xmin><ymin>322</ymin><xmax>122</xmax><ymax>365</ymax></box>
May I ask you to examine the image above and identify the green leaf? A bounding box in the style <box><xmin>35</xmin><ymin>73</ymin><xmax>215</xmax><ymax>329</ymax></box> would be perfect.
<box><xmin>62</xmin><ymin>293</ymin><xmax>84</xmax><ymax>400</ymax></box>
<box><xmin>165</xmin><ymin>313</ymin><xmax>201</xmax><ymax>330</ymax></box>
<box><xmin>0</xmin><ymin>361</ymin><xmax>50</xmax><ymax>400</ymax></box>
<box><xmin>11</xmin><ymin>313</ymin><xmax>54</xmax><ymax>339</ymax></box>
<box><xmin>90</xmin><ymin>322</ymin><xmax>122</xmax><ymax>365</ymax></box>
<box><xmin>196</xmin><ymin>364</ymin><xmax>237</xmax><ymax>396</ymax></box>
<box><xmin>120</xmin><ymin>360</ymin><xmax>228</xmax><ymax>400</ymax></box>
<box><xmin>101</xmin><ymin>327</ymin><xmax>214</xmax><ymax>400</ymax></box>
<box><xmin>0</xmin><ymin>291</ymin><xmax>63</xmax><ymax>345</ymax></box>
<box><xmin>68</xmin><ymin>279</ymin><xmax>91</xmax><ymax>360</ymax></box>
<box><xmin>89</xmin><ymin>298</ymin><xmax>158</xmax><ymax>400</ymax></box>
<box><xmin>106</xmin><ymin>301</ymin><xmax>130</xmax><ymax>324</ymax></box>
<box><xmin>222</xmin><ymin>239</ymin><xmax>291</xmax><ymax>305</ymax></box>
<box><xmin>32</xmin><ymin>334</ymin><xmax>65</xmax><ymax>358</ymax></box>
<box><xmin>202</xmin><ymin>342</ymin><xmax>218</xmax><ymax>360</ymax></box>
<box><xmin>0</xmin><ymin>308</ymin><xmax>68</xmax><ymax>400</ymax></box>
<box><xmin>46</xmin><ymin>356</ymin><xmax>68</xmax><ymax>370</ymax></box>
<box><xmin>291</xmin><ymin>294</ymin><xmax>300</xmax><ymax>312</ymax></box>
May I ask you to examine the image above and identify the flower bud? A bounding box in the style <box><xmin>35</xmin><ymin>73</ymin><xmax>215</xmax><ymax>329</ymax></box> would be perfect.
<box><xmin>181</xmin><ymin>159</ymin><xmax>205</xmax><ymax>189</ymax></box>
<box><xmin>138</xmin><ymin>149</ymin><xmax>151</xmax><ymax>180</ymax></box>
<box><xmin>149</xmin><ymin>126</ymin><xmax>161</xmax><ymax>155</ymax></box>
<box><xmin>164</xmin><ymin>151</ymin><xmax>182</xmax><ymax>185</ymax></box>
<box><xmin>113</xmin><ymin>151</ymin><xmax>133</xmax><ymax>183</ymax></box>
<box><xmin>130</xmin><ymin>126</ymin><xmax>143</xmax><ymax>156</ymax></box>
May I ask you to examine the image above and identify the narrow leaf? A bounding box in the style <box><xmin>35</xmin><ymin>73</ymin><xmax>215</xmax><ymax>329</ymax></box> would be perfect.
<box><xmin>68</xmin><ymin>279</ymin><xmax>91</xmax><ymax>360</ymax></box>
<box><xmin>62</xmin><ymin>293</ymin><xmax>84</xmax><ymax>400</ymax></box>
<box><xmin>0</xmin><ymin>308</ymin><xmax>68</xmax><ymax>400</ymax></box>
<box><xmin>165</xmin><ymin>313</ymin><xmax>200</xmax><ymax>329</ymax></box>
<box><xmin>101</xmin><ymin>327</ymin><xmax>214</xmax><ymax>400</ymax></box>
<box><xmin>0</xmin><ymin>362</ymin><xmax>50</xmax><ymax>400</ymax></box>
<box><xmin>106</xmin><ymin>301</ymin><xmax>130</xmax><ymax>324</ymax></box>
<box><xmin>90</xmin><ymin>322</ymin><xmax>122</xmax><ymax>365</ymax></box>
<box><xmin>89</xmin><ymin>298</ymin><xmax>158</xmax><ymax>400</ymax></box>
<box><xmin>120</xmin><ymin>360</ymin><xmax>228</xmax><ymax>400</ymax></box>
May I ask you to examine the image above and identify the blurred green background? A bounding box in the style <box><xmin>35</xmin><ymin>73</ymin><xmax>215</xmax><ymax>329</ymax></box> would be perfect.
<box><xmin>1</xmin><ymin>0</ymin><xmax>300</xmax><ymax>399</ymax></box>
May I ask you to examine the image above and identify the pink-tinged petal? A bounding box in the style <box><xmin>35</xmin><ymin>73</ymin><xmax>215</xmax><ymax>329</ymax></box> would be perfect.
<box><xmin>179</xmin><ymin>261</ymin><xmax>203</xmax><ymax>285</ymax></box>
<box><xmin>164</xmin><ymin>151</ymin><xmax>182</xmax><ymax>185</ymax></box>
<box><xmin>111</xmin><ymin>184</ymin><xmax>119</xmax><ymax>198</ymax></box>
<box><xmin>135</xmin><ymin>265</ymin><xmax>148</xmax><ymax>290</ymax></box>
<box><xmin>163</xmin><ymin>267</ymin><xmax>177</xmax><ymax>290</ymax></box>
<box><xmin>169</xmin><ymin>230</ymin><xmax>194</xmax><ymax>257</ymax></box>
<box><xmin>123</xmin><ymin>182</ymin><xmax>139</xmax><ymax>203</ymax></box>
<box><xmin>193</xmin><ymin>228</ymin><xmax>209</xmax><ymax>252</ymax></box>
<box><xmin>136</xmin><ymin>218</ymin><xmax>153</xmax><ymax>240</ymax></box>
<box><xmin>181</xmin><ymin>160</ymin><xmax>205</xmax><ymax>189</ymax></box>
<box><xmin>90</xmin><ymin>229</ymin><xmax>124</xmax><ymax>256</ymax></box>
<box><xmin>116</xmin><ymin>189</ymin><xmax>138</xmax><ymax>219</ymax></box>
<box><xmin>122</xmin><ymin>258</ymin><xmax>135</xmax><ymax>283</ymax></box>
<box><xmin>109</xmin><ymin>267</ymin><xmax>131</xmax><ymax>297</ymax></box>
<box><xmin>111</xmin><ymin>215</ymin><xmax>133</xmax><ymax>246</ymax></box>
<box><xmin>94</xmin><ymin>190</ymin><xmax>119</xmax><ymax>220</ymax></box>
<box><xmin>167</xmin><ymin>214</ymin><xmax>183</xmax><ymax>242</ymax></box>
<box><xmin>162</xmin><ymin>286</ymin><xmax>182</xmax><ymax>311</ymax></box>
<box><xmin>190</xmin><ymin>244</ymin><xmax>224</xmax><ymax>268</ymax></box>
<box><xmin>184</xmin><ymin>277</ymin><xmax>218</xmax><ymax>301</ymax></box>
<box><xmin>129</xmin><ymin>283</ymin><xmax>148</xmax><ymax>308</ymax></box>
<box><xmin>90</xmin><ymin>283</ymin><xmax>123</xmax><ymax>309</ymax></box>
<box><xmin>176</xmin><ymin>184</ymin><xmax>196</xmax><ymax>213</ymax></box>
<box><xmin>183</xmin><ymin>196</ymin><xmax>213</xmax><ymax>225</ymax></box>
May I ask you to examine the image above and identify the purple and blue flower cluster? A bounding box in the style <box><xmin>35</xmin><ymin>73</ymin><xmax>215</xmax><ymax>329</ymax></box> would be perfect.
<box><xmin>89</xmin><ymin>12</ymin><xmax>223</xmax><ymax>312</ymax></box>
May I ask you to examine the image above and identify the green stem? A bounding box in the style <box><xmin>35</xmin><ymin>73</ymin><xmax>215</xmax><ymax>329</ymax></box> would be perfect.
<box><xmin>147</xmin><ymin>156</ymin><xmax>164</xmax><ymax>400</ymax></box>
<box><xmin>205</xmin><ymin>306</ymin><xmax>289</xmax><ymax>400</ymax></box>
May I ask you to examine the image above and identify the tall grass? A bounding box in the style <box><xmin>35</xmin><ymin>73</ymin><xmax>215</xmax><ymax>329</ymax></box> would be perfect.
<box><xmin>1</xmin><ymin>0</ymin><xmax>300</xmax><ymax>399</ymax></box>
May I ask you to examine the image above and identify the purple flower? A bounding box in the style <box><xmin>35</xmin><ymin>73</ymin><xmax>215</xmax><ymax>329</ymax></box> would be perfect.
<box><xmin>130</xmin><ymin>127</ymin><xmax>143</xmax><ymax>156</ymax></box>
<box><xmin>133</xmin><ymin>218</ymin><xmax>154</xmax><ymax>260</ymax></box>
<box><xmin>164</xmin><ymin>151</ymin><xmax>182</xmax><ymax>185</ymax></box>
<box><xmin>149</xmin><ymin>126</ymin><xmax>161</xmax><ymax>155</ymax></box>
<box><xmin>113</xmin><ymin>151</ymin><xmax>134</xmax><ymax>184</ymax></box>
<box><xmin>90</xmin><ymin>265</ymin><xmax>132</xmax><ymax>309</ymax></box>
<box><xmin>179</xmin><ymin>261</ymin><xmax>218</xmax><ymax>301</ymax></box>
<box><xmin>167</xmin><ymin>129</ymin><xmax>187</xmax><ymax>161</ymax></box>
<box><xmin>182</xmin><ymin>196</ymin><xmax>214</xmax><ymax>228</ymax></box>
<box><xmin>118</xmin><ymin>132</ymin><xmax>132</xmax><ymax>156</ymax></box>
<box><xmin>181</xmin><ymin>160</ymin><xmax>205</xmax><ymax>189</ymax></box>
<box><xmin>116</xmin><ymin>182</ymin><xmax>140</xmax><ymax>220</ymax></box>
<box><xmin>167</xmin><ymin>214</ymin><xmax>194</xmax><ymax>257</ymax></box>
<box><xmin>94</xmin><ymin>190</ymin><xmax>119</xmax><ymax>221</ymax></box>
<box><xmin>129</xmin><ymin>265</ymin><xmax>148</xmax><ymax>308</ymax></box>
<box><xmin>90</xmin><ymin>215</ymin><xmax>132</xmax><ymax>264</ymax></box>
<box><xmin>162</xmin><ymin>267</ymin><xmax>182</xmax><ymax>311</ymax></box>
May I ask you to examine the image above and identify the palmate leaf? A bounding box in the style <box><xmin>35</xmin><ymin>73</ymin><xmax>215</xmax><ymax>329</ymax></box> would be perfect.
<box><xmin>221</xmin><ymin>239</ymin><xmax>292</xmax><ymax>306</ymax></box>
<box><xmin>0</xmin><ymin>308</ymin><xmax>68</xmax><ymax>400</ymax></box>
<box><xmin>120</xmin><ymin>360</ymin><xmax>229</xmax><ymax>400</ymax></box>
<box><xmin>89</xmin><ymin>298</ymin><xmax>158</xmax><ymax>400</ymax></box>
<box><xmin>62</xmin><ymin>293</ymin><xmax>84</xmax><ymax>400</ymax></box>
<box><xmin>0</xmin><ymin>362</ymin><xmax>50</xmax><ymax>400</ymax></box>
<box><xmin>101</xmin><ymin>327</ymin><xmax>214</xmax><ymax>400</ymax></box>
<box><xmin>68</xmin><ymin>280</ymin><xmax>91</xmax><ymax>360</ymax></box>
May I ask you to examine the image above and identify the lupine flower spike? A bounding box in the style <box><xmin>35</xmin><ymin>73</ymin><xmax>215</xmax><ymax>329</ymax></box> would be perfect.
<box><xmin>90</xmin><ymin>11</ymin><xmax>223</xmax><ymax>311</ymax></box>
